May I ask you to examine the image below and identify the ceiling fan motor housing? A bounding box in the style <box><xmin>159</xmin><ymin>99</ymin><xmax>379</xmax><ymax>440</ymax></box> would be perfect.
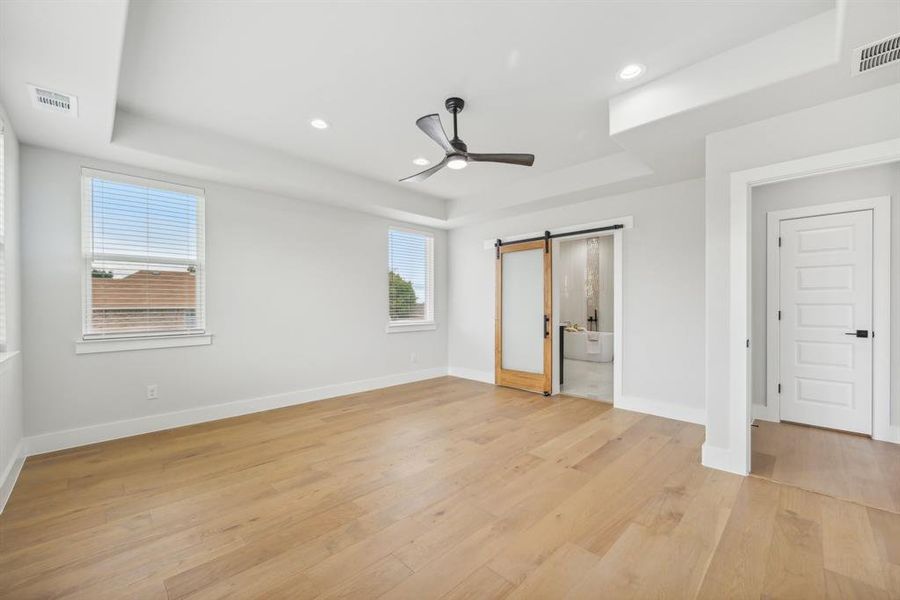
<box><xmin>444</xmin><ymin>97</ymin><xmax>465</xmax><ymax>114</ymax></box>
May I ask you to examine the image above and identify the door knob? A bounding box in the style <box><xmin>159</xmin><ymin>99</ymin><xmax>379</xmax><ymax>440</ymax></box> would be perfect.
<box><xmin>844</xmin><ymin>330</ymin><xmax>869</xmax><ymax>338</ymax></box>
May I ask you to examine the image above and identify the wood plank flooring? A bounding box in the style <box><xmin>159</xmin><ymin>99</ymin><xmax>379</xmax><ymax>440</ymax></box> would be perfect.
<box><xmin>752</xmin><ymin>419</ymin><xmax>900</xmax><ymax>513</ymax></box>
<box><xmin>1</xmin><ymin>377</ymin><xmax>898</xmax><ymax>599</ymax></box>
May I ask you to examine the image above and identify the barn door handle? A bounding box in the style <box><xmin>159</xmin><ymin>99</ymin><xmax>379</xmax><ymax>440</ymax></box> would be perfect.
<box><xmin>844</xmin><ymin>330</ymin><xmax>869</xmax><ymax>338</ymax></box>
<box><xmin>544</xmin><ymin>315</ymin><xmax>550</xmax><ymax>338</ymax></box>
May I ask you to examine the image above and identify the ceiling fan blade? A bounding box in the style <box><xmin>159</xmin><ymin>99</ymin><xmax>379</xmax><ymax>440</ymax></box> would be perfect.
<box><xmin>416</xmin><ymin>114</ymin><xmax>455</xmax><ymax>153</ymax></box>
<box><xmin>400</xmin><ymin>157</ymin><xmax>448</xmax><ymax>183</ymax></box>
<box><xmin>467</xmin><ymin>153</ymin><xmax>535</xmax><ymax>167</ymax></box>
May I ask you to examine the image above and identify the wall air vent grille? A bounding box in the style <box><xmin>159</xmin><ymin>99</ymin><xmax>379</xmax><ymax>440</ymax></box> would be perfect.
<box><xmin>27</xmin><ymin>84</ymin><xmax>78</xmax><ymax>116</ymax></box>
<box><xmin>852</xmin><ymin>33</ymin><xmax>900</xmax><ymax>76</ymax></box>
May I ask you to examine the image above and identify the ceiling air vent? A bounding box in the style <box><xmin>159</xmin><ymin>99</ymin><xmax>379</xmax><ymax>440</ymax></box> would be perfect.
<box><xmin>852</xmin><ymin>32</ymin><xmax>900</xmax><ymax>76</ymax></box>
<box><xmin>27</xmin><ymin>84</ymin><xmax>78</xmax><ymax>116</ymax></box>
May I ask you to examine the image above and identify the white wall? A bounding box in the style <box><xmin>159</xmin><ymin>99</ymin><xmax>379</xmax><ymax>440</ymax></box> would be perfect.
<box><xmin>0</xmin><ymin>102</ymin><xmax>24</xmax><ymax>510</ymax></box>
<box><xmin>20</xmin><ymin>146</ymin><xmax>447</xmax><ymax>446</ymax></box>
<box><xmin>593</xmin><ymin>236</ymin><xmax>614</xmax><ymax>333</ymax></box>
<box><xmin>448</xmin><ymin>178</ymin><xmax>706</xmax><ymax>423</ymax></box>
<box><xmin>704</xmin><ymin>84</ymin><xmax>900</xmax><ymax>466</ymax></box>
<box><xmin>751</xmin><ymin>164</ymin><xmax>900</xmax><ymax>421</ymax></box>
<box><xmin>559</xmin><ymin>237</ymin><xmax>614</xmax><ymax>332</ymax></box>
<box><xmin>558</xmin><ymin>239</ymin><xmax>587</xmax><ymax>326</ymax></box>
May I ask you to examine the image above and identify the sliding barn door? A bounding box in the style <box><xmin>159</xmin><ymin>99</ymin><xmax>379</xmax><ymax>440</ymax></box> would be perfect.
<box><xmin>495</xmin><ymin>240</ymin><xmax>552</xmax><ymax>394</ymax></box>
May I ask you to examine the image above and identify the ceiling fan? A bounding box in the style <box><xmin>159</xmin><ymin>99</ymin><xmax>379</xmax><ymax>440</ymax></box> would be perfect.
<box><xmin>401</xmin><ymin>97</ymin><xmax>535</xmax><ymax>183</ymax></box>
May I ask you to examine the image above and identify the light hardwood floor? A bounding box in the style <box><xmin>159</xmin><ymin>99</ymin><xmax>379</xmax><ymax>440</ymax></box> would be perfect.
<box><xmin>752</xmin><ymin>419</ymin><xmax>900</xmax><ymax>513</ymax></box>
<box><xmin>1</xmin><ymin>377</ymin><xmax>898</xmax><ymax>599</ymax></box>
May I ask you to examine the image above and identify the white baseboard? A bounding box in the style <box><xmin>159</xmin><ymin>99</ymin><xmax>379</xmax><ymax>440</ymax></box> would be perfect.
<box><xmin>752</xmin><ymin>405</ymin><xmax>900</xmax><ymax>445</ymax></box>
<box><xmin>447</xmin><ymin>366</ymin><xmax>494</xmax><ymax>384</ymax></box>
<box><xmin>701</xmin><ymin>443</ymin><xmax>748</xmax><ymax>475</ymax></box>
<box><xmin>23</xmin><ymin>367</ymin><xmax>449</xmax><ymax>457</ymax></box>
<box><xmin>0</xmin><ymin>440</ymin><xmax>25</xmax><ymax>514</ymax></box>
<box><xmin>874</xmin><ymin>424</ymin><xmax>900</xmax><ymax>445</ymax></box>
<box><xmin>615</xmin><ymin>395</ymin><xmax>706</xmax><ymax>425</ymax></box>
<box><xmin>751</xmin><ymin>402</ymin><xmax>779</xmax><ymax>423</ymax></box>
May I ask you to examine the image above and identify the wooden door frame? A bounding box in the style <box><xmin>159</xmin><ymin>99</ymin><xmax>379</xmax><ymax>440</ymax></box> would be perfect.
<box><xmin>758</xmin><ymin>197</ymin><xmax>890</xmax><ymax>433</ymax></box>
<box><xmin>495</xmin><ymin>239</ymin><xmax>552</xmax><ymax>394</ymax></box>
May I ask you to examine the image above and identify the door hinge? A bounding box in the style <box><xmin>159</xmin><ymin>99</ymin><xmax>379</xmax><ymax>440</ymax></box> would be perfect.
<box><xmin>777</xmin><ymin>310</ymin><xmax>781</xmax><ymax>321</ymax></box>
<box><xmin>495</xmin><ymin>239</ymin><xmax>501</xmax><ymax>259</ymax></box>
<box><xmin>778</xmin><ymin>236</ymin><xmax>782</xmax><ymax>247</ymax></box>
<box><xmin>544</xmin><ymin>230</ymin><xmax>550</xmax><ymax>253</ymax></box>
<box><xmin>746</xmin><ymin>339</ymin><xmax>750</xmax><ymax>349</ymax></box>
<box><xmin>777</xmin><ymin>383</ymin><xmax>781</xmax><ymax>394</ymax></box>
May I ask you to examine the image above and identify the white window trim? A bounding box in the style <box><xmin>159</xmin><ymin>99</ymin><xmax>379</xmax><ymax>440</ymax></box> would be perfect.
<box><xmin>75</xmin><ymin>333</ymin><xmax>212</xmax><ymax>355</ymax></box>
<box><xmin>81</xmin><ymin>167</ymin><xmax>204</xmax><ymax>197</ymax></box>
<box><xmin>0</xmin><ymin>121</ymin><xmax>6</xmax><ymax>353</ymax></box>
<box><xmin>385</xmin><ymin>321</ymin><xmax>438</xmax><ymax>333</ymax></box>
<box><xmin>387</xmin><ymin>225</ymin><xmax>435</xmax><ymax>333</ymax></box>
<box><xmin>78</xmin><ymin>168</ymin><xmax>209</xmax><ymax>351</ymax></box>
<box><xmin>0</xmin><ymin>349</ymin><xmax>19</xmax><ymax>368</ymax></box>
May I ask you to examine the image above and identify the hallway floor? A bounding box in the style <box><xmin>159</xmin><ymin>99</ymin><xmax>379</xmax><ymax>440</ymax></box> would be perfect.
<box><xmin>752</xmin><ymin>419</ymin><xmax>900</xmax><ymax>513</ymax></box>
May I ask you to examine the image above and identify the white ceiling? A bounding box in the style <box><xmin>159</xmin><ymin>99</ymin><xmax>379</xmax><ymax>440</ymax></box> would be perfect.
<box><xmin>116</xmin><ymin>0</ymin><xmax>831</xmax><ymax>200</ymax></box>
<box><xmin>2</xmin><ymin>0</ymin><xmax>898</xmax><ymax>227</ymax></box>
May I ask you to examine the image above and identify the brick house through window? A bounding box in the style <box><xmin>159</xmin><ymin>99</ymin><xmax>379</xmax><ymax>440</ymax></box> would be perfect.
<box><xmin>90</xmin><ymin>269</ymin><xmax>199</xmax><ymax>332</ymax></box>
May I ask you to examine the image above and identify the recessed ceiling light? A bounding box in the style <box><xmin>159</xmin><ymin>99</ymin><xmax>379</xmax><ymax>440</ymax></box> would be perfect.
<box><xmin>413</xmin><ymin>157</ymin><xmax>430</xmax><ymax>166</ymax></box>
<box><xmin>310</xmin><ymin>118</ymin><xmax>329</xmax><ymax>129</ymax></box>
<box><xmin>617</xmin><ymin>63</ymin><xmax>646</xmax><ymax>81</ymax></box>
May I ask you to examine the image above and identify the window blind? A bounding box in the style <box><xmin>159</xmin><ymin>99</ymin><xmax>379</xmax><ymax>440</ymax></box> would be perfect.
<box><xmin>82</xmin><ymin>169</ymin><xmax>206</xmax><ymax>338</ymax></box>
<box><xmin>388</xmin><ymin>228</ymin><xmax>434</xmax><ymax>323</ymax></box>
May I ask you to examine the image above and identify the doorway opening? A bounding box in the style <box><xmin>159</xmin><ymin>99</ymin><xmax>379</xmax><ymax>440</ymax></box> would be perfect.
<box><xmin>713</xmin><ymin>139</ymin><xmax>899</xmax><ymax>477</ymax></box>
<box><xmin>558</xmin><ymin>236</ymin><xmax>615</xmax><ymax>401</ymax></box>
<box><xmin>491</xmin><ymin>216</ymin><xmax>628</xmax><ymax>400</ymax></box>
<box><xmin>745</xmin><ymin>161</ymin><xmax>898</xmax><ymax>508</ymax></box>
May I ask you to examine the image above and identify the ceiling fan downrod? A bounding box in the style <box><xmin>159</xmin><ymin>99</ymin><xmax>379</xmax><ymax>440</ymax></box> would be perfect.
<box><xmin>445</xmin><ymin>97</ymin><xmax>466</xmax><ymax>152</ymax></box>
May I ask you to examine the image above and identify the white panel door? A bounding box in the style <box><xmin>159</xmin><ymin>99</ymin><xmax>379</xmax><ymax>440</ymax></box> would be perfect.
<box><xmin>779</xmin><ymin>210</ymin><xmax>873</xmax><ymax>434</ymax></box>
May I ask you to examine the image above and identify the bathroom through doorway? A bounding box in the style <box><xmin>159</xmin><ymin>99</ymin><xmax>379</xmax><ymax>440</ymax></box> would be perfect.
<box><xmin>558</xmin><ymin>234</ymin><xmax>615</xmax><ymax>402</ymax></box>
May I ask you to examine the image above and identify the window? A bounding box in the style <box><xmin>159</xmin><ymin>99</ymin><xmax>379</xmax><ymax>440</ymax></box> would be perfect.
<box><xmin>388</xmin><ymin>227</ymin><xmax>434</xmax><ymax>331</ymax></box>
<box><xmin>0</xmin><ymin>122</ymin><xmax>6</xmax><ymax>352</ymax></box>
<box><xmin>81</xmin><ymin>169</ymin><xmax>205</xmax><ymax>340</ymax></box>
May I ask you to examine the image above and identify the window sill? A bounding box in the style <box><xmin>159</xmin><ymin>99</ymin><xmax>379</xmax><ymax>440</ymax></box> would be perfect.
<box><xmin>386</xmin><ymin>321</ymin><xmax>437</xmax><ymax>334</ymax></box>
<box><xmin>75</xmin><ymin>333</ymin><xmax>213</xmax><ymax>355</ymax></box>
<box><xmin>0</xmin><ymin>350</ymin><xmax>21</xmax><ymax>368</ymax></box>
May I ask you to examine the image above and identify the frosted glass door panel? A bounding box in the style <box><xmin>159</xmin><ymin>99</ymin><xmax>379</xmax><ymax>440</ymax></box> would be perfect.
<box><xmin>495</xmin><ymin>238</ymin><xmax>551</xmax><ymax>394</ymax></box>
<box><xmin>501</xmin><ymin>248</ymin><xmax>544</xmax><ymax>373</ymax></box>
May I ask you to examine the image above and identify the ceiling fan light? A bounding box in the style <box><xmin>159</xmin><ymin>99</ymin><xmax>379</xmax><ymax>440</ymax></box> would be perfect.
<box><xmin>447</xmin><ymin>156</ymin><xmax>468</xmax><ymax>170</ymax></box>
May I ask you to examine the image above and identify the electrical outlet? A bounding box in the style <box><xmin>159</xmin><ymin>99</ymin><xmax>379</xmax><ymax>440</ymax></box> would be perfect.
<box><xmin>410</xmin><ymin>352</ymin><xmax>418</xmax><ymax>364</ymax></box>
<box><xmin>146</xmin><ymin>384</ymin><xmax>159</xmax><ymax>400</ymax></box>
